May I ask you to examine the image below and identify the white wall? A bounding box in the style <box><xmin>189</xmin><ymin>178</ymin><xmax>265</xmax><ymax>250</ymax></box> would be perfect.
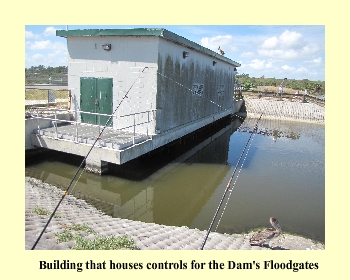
<box><xmin>67</xmin><ymin>36</ymin><xmax>159</xmax><ymax>134</ymax></box>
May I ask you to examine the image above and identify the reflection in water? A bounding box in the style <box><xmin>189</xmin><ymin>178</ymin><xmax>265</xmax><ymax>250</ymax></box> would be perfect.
<box><xmin>25</xmin><ymin>117</ymin><xmax>325</xmax><ymax>243</ymax></box>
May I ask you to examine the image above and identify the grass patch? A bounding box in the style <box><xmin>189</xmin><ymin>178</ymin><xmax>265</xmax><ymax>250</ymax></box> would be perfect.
<box><xmin>55</xmin><ymin>230</ymin><xmax>75</xmax><ymax>243</ymax></box>
<box><xmin>63</xmin><ymin>223</ymin><xmax>96</xmax><ymax>234</ymax></box>
<box><xmin>33</xmin><ymin>206</ymin><xmax>63</xmax><ymax>218</ymax></box>
<box><xmin>25</xmin><ymin>89</ymin><xmax>68</xmax><ymax>100</ymax></box>
<box><xmin>55</xmin><ymin>223</ymin><xmax>138</xmax><ymax>250</ymax></box>
<box><xmin>33</xmin><ymin>205</ymin><xmax>51</xmax><ymax>216</ymax></box>
<box><xmin>72</xmin><ymin>235</ymin><xmax>139</xmax><ymax>250</ymax></box>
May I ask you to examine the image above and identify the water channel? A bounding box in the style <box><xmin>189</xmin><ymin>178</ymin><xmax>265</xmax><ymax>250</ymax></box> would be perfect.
<box><xmin>25</xmin><ymin>116</ymin><xmax>325</xmax><ymax>243</ymax></box>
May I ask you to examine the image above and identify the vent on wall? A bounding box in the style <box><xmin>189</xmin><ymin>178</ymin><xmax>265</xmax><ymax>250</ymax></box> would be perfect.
<box><xmin>183</xmin><ymin>51</ymin><xmax>190</xmax><ymax>59</ymax></box>
<box><xmin>102</xmin><ymin>44</ymin><xmax>111</xmax><ymax>51</ymax></box>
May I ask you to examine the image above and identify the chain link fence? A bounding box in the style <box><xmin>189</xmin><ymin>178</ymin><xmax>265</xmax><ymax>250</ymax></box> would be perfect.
<box><xmin>25</xmin><ymin>88</ymin><xmax>70</xmax><ymax>107</ymax></box>
<box><xmin>25</xmin><ymin>88</ymin><xmax>71</xmax><ymax>118</ymax></box>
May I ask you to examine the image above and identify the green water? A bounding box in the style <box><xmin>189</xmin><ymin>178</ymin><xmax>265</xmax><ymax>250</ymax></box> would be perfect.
<box><xmin>25</xmin><ymin>117</ymin><xmax>325</xmax><ymax>243</ymax></box>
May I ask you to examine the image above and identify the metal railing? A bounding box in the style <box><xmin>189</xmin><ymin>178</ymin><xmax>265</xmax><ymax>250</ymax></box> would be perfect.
<box><xmin>30</xmin><ymin>106</ymin><xmax>156</xmax><ymax>145</ymax></box>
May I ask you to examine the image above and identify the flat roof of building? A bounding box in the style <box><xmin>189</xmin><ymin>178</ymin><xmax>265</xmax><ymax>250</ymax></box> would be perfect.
<box><xmin>56</xmin><ymin>28</ymin><xmax>241</xmax><ymax>67</ymax></box>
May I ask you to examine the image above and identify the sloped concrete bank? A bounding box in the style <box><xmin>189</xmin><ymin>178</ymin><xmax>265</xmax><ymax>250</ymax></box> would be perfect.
<box><xmin>25</xmin><ymin>177</ymin><xmax>324</xmax><ymax>250</ymax></box>
<box><xmin>244</xmin><ymin>98</ymin><xmax>324</xmax><ymax>123</ymax></box>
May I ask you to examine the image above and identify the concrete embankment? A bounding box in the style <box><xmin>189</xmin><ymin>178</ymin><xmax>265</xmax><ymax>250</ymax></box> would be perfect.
<box><xmin>244</xmin><ymin>98</ymin><xmax>324</xmax><ymax>123</ymax></box>
<box><xmin>25</xmin><ymin>177</ymin><xmax>324</xmax><ymax>250</ymax></box>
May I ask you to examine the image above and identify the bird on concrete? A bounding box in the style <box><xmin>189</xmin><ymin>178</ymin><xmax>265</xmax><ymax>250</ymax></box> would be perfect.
<box><xmin>218</xmin><ymin>46</ymin><xmax>225</xmax><ymax>55</ymax></box>
<box><xmin>249</xmin><ymin>217</ymin><xmax>283</xmax><ymax>246</ymax></box>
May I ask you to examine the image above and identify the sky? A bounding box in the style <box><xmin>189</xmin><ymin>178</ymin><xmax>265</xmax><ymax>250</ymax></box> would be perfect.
<box><xmin>25</xmin><ymin>25</ymin><xmax>325</xmax><ymax>81</ymax></box>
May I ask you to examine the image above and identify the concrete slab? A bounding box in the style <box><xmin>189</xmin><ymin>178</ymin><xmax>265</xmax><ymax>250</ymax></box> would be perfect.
<box><xmin>30</xmin><ymin>124</ymin><xmax>153</xmax><ymax>172</ymax></box>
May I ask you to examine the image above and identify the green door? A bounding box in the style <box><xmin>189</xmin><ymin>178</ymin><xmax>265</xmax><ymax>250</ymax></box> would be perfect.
<box><xmin>80</xmin><ymin>77</ymin><xmax>113</xmax><ymax>126</ymax></box>
<box><xmin>80</xmin><ymin>77</ymin><xmax>97</xmax><ymax>125</ymax></box>
<box><xmin>96</xmin><ymin>78</ymin><xmax>113</xmax><ymax>126</ymax></box>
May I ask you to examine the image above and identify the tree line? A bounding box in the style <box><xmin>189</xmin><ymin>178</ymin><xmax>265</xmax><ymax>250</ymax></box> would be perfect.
<box><xmin>25</xmin><ymin>65</ymin><xmax>68</xmax><ymax>84</ymax></box>
<box><xmin>26</xmin><ymin>65</ymin><xmax>68</xmax><ymax>75</ymax></box>
<box><xmin>236</xmin><ymin>73</ymin><xmax>325</xmax><ymax>95</ymax></box>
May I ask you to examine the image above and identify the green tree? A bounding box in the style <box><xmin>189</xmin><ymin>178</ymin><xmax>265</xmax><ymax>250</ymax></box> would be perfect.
<box><xmin>243</xmin><ymin>82</ymin><xmax>252</xmax><ymax>90</ymax></box>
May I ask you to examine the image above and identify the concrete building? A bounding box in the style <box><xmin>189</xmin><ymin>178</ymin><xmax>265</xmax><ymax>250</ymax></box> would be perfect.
<box><xmin>29</xmin><ymin>28</ymin><xmax>241</xmax><ymax>173</ymax></box>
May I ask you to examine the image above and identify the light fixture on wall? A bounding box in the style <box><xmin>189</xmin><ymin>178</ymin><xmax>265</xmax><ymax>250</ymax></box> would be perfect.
<box><xmin>102</xmin><ymin>44</ymin><xmax>111</xmax><ymax>51</ymax></box>
<box><xmin>183</xmin><ymin>51</ymin><xmax>190</xmax><ymax>59</ymax></box>
<box><xmin>233</xmin><ymin>67</ymin><xmax>237</xmax><ymax>75</ymax></box>
<box><xmin>213</xmin><ymin>61</ymin><xmax>217</xmax><ymax>66</ymax></box>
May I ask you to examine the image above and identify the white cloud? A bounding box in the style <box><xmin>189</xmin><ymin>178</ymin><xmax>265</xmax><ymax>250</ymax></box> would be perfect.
<box><xmin>261</xmin><ymin>36</ymin><xmax>278</xmax><ymax>49</ymax></box>
<box><xmin>32</xmin><ymin>53</ymin><xmax>44</xmax><ymax>60</ymax></box>
<box><xmin>27</xmin><ymin>40</ymin><xmax>51</xmax><ymax>50</ymax></box>
<box><xmin>201</xmin><ymin>35</ymin><xmax>237</xmax><ymax>53</ymax></box>
<box><xmin>281</xmin><ymin>65</ymin><xmax>309</xmax><ymax>75</ymax></box>
<box><xmin>26</xmin><ymin>49</ymin><xmax>68</xmax><ymax>67</ymax></box>
<box><xmin>258</xmin><ymin>30</ymin><xmax>318</xmax><ymax>60</ymax></box>
<box><xmin>228</xmin><ymin>27</ymin><xmax>323</xmax><ymax>80</ymax></box>
<box><xmin>239</xmin><ymin>60</ymin><xmax>313</xmax><ymax>80</ymax></box>
<box><xmin>302</xmin><ymin>57</ymin><xmax>323</xmax><ymax>67</ymax></box>
<box><xmin>258</xmin><ymin>49</ymin><xmax>284</xmax><ymax>58</ymax></box>
<box><xmin>27</xmin><ymin>40</ymin><xmax>66</xmax><ymax>51</ymax></box>
<box><xmin>26</xmin><ymin>53</ymin><xmax>45</xmax><ymax>66</ymax></box>
<box><xmin>312</xmin><ymin>57</ymin><xmax>322</xmax><ymax>64</ymax></box>
<box><xmin>265</xmin><ymin>60</ymin><xmax>274</xmax><ymax>69</ymax></box>
<box><xmin>279</xmin><ymin>30</ymin><xmax>304</xmax><ymax>49</ymax></box>
<box><xmin>295</xmin><ymin>67</ymin><xmax>309</xmax><ymax>74</ymax></box>
<box><xmin>301</xmin><ymin>43</ymin><xmax>320</xmax><ymax>56</ymax></box>
<box><xmin>248</xmin><ymin>59</ymin><xmax>265</xmax><ymax>70</ymax></box>
<box><xmin>261</xmin><ymin>30</ymin><xmax>304</xmax><ymax>50</ymax></box>
<box><xmin>282</xmin><ymin>65</ymin><xmax>295</xmax><ymax>71</ymax></box>
<box><xmin>259</xmin><ymin>49</ymin><xmax>303</xmax><ymax>60</ymax></box>
<box><xmin>240</xmin><ymin>51</ymin><xmax>255</xmax><ymax>58</ymax></box>
<box><xmin>25</xmin><ymin>31</ymin><xmax>40</xmax><ymax>39</ymax></box>
<box><xmin>43</xmin><ymin>26</ymin><xmax>57</xmax><ymax>37</ymax></box>
<box><xmin>25</xmin><ymin>38</ymin><xmax>68</xmax><ymax>68</ymax></box>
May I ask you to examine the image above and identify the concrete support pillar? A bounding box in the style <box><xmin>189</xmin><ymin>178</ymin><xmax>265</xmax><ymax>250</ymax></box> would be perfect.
<box><xmin>85</xmin><ymin>159</ymin><xmax>108</xmax><ymax>175</ymax></box>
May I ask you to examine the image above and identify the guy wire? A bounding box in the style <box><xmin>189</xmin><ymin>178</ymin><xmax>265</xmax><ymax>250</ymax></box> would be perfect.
<box><xmin>157</xmin><ymin>72</ymin><xmax>227</xmax><ymax>111</ymax></box>
<box><xmin>199</xmin><ymin>112</ymin><xmax>263</xmax><ymax>250</ymax></box>
<box><xmin>214</xmin><ymin>104</ymin><xmax>269</xmax><ymax>232</ymax></box>
<box><xmin>214</xmin><ymin>128</ymin><xmax>257</xmax><ymax>232</ymax></box>
<box><xmin>31</xmin><ymin>67</ymin><xmax>149</xmax><ymax>250</ymax></box>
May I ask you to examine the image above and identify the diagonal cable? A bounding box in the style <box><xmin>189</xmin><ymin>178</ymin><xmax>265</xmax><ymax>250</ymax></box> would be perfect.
<box><xmin>199</xmin><ymin>112</ymin><xmax>264</xmax><ymax>250</ymax></box>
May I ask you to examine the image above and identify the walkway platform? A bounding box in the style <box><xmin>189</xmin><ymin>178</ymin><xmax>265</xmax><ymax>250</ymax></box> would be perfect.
<box><xmin>30</xmin><ymin>123</ymin><xmax>151</xmax><ymax>173</ymax></box>
<box><xmin>33</xmin><ymin>124</ymin><xmax>149</xmax><ymax>150</ymax></box>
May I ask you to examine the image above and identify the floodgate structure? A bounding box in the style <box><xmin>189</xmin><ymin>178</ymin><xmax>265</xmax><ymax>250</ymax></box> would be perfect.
<box><xmin>27</xmin><ymin>28</ymin><xmax>242</xmax><ymax>174</ymax></box>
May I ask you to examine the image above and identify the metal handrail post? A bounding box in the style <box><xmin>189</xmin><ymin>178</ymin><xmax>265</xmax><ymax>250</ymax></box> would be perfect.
<box><xmin>133</xmin><ymin>113</ymin><xmax>136</xmax><ymax>144</ymax></box>
<box><xmin>147</xmin><ymin>111</ymin><xmax>149</xmax><ymax>137</ymax></box>
<box><xmin>54</xmin><ymin>108</ymin><xmax>58</xmax><ymax>138</ymax></box>
<box><xmin>75</xmin><ymin>120</ymin><xmax>79</xmax><ymax>143</ymax></box>
<box><xmin>98</xmin><ymin>113</ymin><xmax>101</xmax><ymax>146</ymax></box>
<box><xmin>36</xmin><ymin>107</ymin><xmax>40</xmax><ymax>135</ymax></box>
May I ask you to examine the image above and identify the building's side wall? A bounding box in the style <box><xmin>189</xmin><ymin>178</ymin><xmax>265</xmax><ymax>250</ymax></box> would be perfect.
<box><xmin>156</xmin><ymin>39</ymin><xmax>235</xmax><ymax>134</ymax></box>
<box><xmin>67</xmin><ymin>36</ymin><xmax>158</xmax><ymax>134</ymax></box>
